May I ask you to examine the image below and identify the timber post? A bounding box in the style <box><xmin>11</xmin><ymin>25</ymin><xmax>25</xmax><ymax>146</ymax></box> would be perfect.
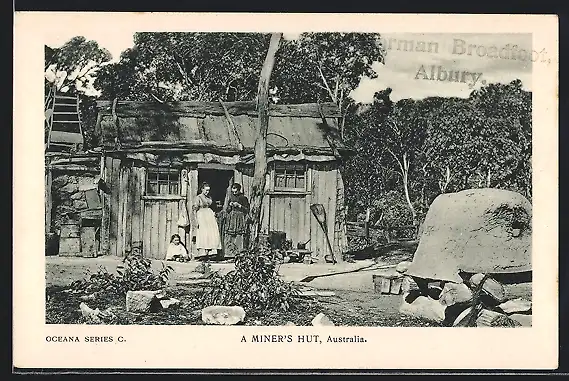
<box><xmin>248</xmin><ymin>32</ymin><xmax>282</xmax><ymax>248</ymax></box>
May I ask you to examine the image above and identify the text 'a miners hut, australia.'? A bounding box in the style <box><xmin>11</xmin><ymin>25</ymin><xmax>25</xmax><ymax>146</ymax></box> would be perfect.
<box><xmin>93</xmin><ymin>100</ymin><xmax>353</xmax><ymax>261</ymax></box>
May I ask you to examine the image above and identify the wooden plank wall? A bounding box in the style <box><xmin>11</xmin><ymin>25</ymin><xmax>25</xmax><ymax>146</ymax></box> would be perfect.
<box><xmin>269</xmin><ymin>195</ymin><xmax>307</xmax><ymax>247</ymax></box>
<box><xmin>108</xmin><ymin>157</ymin><xmax>121</xmax><ymax>257</ymax></box>
<box><xmin>100</xmin><ymin>157</ymin><xmax>111</xmax><ymax>255</ymax></box>
<box><xmin>187</xmin><ymin>166</ymin><xmax>198</xmax><ymax>256</ymax></box>
<box><xmin>238</xmin><ymin>162</ymin><xmax>341</xmax><ymax>262</ymax></box>
<box><xmin>102</xmin><ymin>159</ymin><xmax>343</xmax><ymax>261</ymax></box>
<box><xmin>308</xmin><ymin>163</ymin><xmax>339</xmax><ymax>262</ymax></box>
<box><xmin>141</xmin><ymin>199</ymin><xmax>181</xmax><ymax>260</ymax></box>
<box><xmin>334</xmin><ymin>168</ymin><xmax>348</xmax><ymax>256</ymax></box>
<box><xmin>130</xmin><ymin>166</ymin><xmax>144</xmax><ymax>247</ymax></box>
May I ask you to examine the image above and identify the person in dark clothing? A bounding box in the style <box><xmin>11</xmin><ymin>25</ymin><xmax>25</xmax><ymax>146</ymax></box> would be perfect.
<box><xmin>222</xmin><ymin>183</ymin><xmax>249</xmax><ymax>259</ymax></box>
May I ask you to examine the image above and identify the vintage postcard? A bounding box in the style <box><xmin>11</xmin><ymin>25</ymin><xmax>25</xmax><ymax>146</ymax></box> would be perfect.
<box><xmin>13</xmin><ymin>12</ymin><xmax>558</xmax><ymax>371</ymax></box>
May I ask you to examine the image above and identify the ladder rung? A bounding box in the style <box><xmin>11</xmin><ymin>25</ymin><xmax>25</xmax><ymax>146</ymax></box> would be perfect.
<box><xmin>53</xmin><ymin>112</ymin><xmax>79</xmax><ymax>115</ymax></box>
<box><xmin>54</xmin><ymin>95</ymin><xmax>77</xmax><ymax>100</ymax></box>
<box><xmin>53</xmin><ymin>120</ymin><xmax>81</xmax><ymax>123</ymax></box>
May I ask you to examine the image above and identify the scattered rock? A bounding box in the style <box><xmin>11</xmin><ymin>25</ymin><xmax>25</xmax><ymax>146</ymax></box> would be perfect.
<box><xmin>311</xmin><ymin>313</ymin><xmax>335</xmax><ymax>326</ymax></box>
<box><xmin>52</xmin><ymin>176</ymin><xmax>69</xmax><ymax>188</ymax></box>
<box><xmin>70</xmin><ymin>192</ymin><xmax>84</xmax><ymax>200</ymax></box>
<box><xmin>201</xmin><ymin>306</ymin><xmax>246</xmax><ymax>325</ymax></box>
<box><xmin>160</xmin><ymin>298</ymin><xmax>180</xmax><ymax>309</ymax></box>
<box><xmin>73</xmin><ymin>199</ymin><xmax>88</xmax><ymax>210</ymax></box>
<box><xmin>59</xmin><ymin>182</ymin><xmax>79</xmax><ymax>194</ymax></box>
<box><xmin>476</xmin><ymin>309</ymin><xmax>521</xmax><ymax>327</ymax></box>
<box><xmin>79</xmin><ymin>293</ymin><xmax>96</xmax><ymax>301</ymax></box>
<box><xmin>396</xmin><ymin>261</ymin><xmax>412</xmax><ymax>274</ymax></box>
<box><xmin>79</xmin><ymin>302</ymin><xmax>101</xmax><ymax>323</ymax></box>
<box><xmin>509</xmin><ymin>313</ymin><xmax>532</xmax><ymax>327</ymax></box>
<box><xmin>399</xmin><ymin>292</ymin><xmax>446</xmax><ymax>323</ymax></box>
<box><xmin>439</xmin><ymin>282</ymin><xmax>473</xmax><ymax>307</ymax></box>
<box><xmin>154</xmin><ymin>290</ymin><xmax>167</xmax><ymax>300</ymax></box>
<box><xmin>285</xmin><ymin>321</ymin><xmax>296</xmax><ymax>326</ymax></box>
<box><xmin>126</xmin><ymin>290</ymin><xmax>163</xmax><ymax>313</ymax></box>
<box><xmin>469</xmin><ymin>274</ymin><xmax>507</xmax><ymax>303</ymax></box>
<box><xmin>498</xmin><ymin>298</ymin><xmax>532</xmax><ymax>314</ymax></box>
<box><xmin>401</xmin><ymin>276</ymin><xmax>419</xmax><ymax>293</ymax></box>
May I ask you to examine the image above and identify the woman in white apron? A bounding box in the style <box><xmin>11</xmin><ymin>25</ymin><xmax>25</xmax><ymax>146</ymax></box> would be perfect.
<box><xmin>193</xmin><ymin>182</ymin><xmax>222</xmax><ymax>260</ymax></box>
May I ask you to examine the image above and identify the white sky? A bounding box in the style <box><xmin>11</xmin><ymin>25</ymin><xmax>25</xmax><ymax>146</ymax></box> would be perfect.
<box><xmin>45</xmin><ymin>31</ymin><xmax>534</xmax><ymax>102</ymax></box>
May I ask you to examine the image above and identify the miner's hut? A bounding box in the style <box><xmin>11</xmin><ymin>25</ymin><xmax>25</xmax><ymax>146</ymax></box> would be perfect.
<box><xmin>95</xmin><ymin>100</ymin><xmax>351</xmax><ymax>262</ymax></box>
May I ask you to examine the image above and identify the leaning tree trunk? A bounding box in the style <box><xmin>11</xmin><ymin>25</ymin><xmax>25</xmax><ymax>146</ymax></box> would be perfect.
<box><xmin>248</xmin><ymin>33</ymin><xmax>282</xmax><ymax>248</ymax></box>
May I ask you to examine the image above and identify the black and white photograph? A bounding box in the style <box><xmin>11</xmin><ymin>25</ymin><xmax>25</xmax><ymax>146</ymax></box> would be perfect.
<box><xmin>14</xmin><ymin>12</ymin><xmax>558</xmax><ymax>370</ymax></box>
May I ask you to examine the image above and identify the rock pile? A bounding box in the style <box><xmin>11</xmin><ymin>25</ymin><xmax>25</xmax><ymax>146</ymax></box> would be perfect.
<box><xmin>397</xmin><ymin>270</ymin><xmax>532</xmax><ymax>327</ymax></box>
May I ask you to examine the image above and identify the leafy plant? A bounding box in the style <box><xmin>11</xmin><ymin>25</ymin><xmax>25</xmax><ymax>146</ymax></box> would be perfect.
<box><xmin>116</xmin><ymin>251</ymin><xmax>174</xmax><ymax>293</ymax></box>
<box><xmin>200</xmin><ymin>239</ymin><xmax>299</xmax><ymax>313</ymax></box>
<box><xmin>69</xmin><ymin>265</ymin><xmax>121</xmax><ymax>295</ymax></box>
<box><xmin>69</xmin><ymin>252</ymin><xmax>174</xmax><ymax>296</ymax></box>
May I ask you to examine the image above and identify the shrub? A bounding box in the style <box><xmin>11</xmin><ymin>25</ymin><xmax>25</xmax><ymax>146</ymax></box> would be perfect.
<box><xmin>200</xmin><ymin>239</ymin><xmax>299</xmax><ymax>313</ymax></box>
<box><xmin>116</xmin><ymin>252</ymin><xmax>174</xmax><ymax>293</ymax></box>
<box><xmin>69</xmin><ymin>252</ymin><xmax>174</xmax><ymax>296</ymax></box>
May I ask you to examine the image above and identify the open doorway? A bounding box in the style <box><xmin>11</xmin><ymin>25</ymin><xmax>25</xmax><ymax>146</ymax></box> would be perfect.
<box><xmin>197</xmin><ymin>167</ymin><xmax>234</xmax><ymax>213</ymax></box>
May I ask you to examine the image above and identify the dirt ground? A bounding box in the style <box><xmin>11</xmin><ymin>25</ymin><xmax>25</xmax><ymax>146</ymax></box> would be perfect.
<box><xmin>45</xmin><ymin>243</ymin><xmax>531</xmax><ymax>327</ymax></box>
<box><xmin>45</xmin><ymin>246</ymin><xmax>430</xmax><ymax>326</ymax></box>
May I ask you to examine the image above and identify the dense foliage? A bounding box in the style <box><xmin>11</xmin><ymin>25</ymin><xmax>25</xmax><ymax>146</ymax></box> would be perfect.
<box><xmin>342</xmin><ymin>80</ymin><xmax>532</xmax><ymax>226</ymax></box>
<box><xmin>46</xmin><ymin>33</ymin><xmax>532</xmax><ymax>229</ymax></box>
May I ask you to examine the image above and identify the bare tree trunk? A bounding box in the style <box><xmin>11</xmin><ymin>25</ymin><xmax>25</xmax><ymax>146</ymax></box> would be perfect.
<box><xmin>248</xmin><ymin>33</ymin><xmax>282</xmax><ymax>248</ymax></box>
<box><xmin>401</xmin><ymin>154</ymin><xmax>417</xmax><ymax>225</ymax></box>
<box><xmin>388</xmin><ymin>149</ymin><xmax>417</xmax><ymax>226</ymax></box>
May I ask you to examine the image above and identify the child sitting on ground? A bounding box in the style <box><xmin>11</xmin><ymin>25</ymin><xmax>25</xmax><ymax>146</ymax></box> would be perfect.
<box><xmin>165</xmin><ymin>234</ymin><xmax>191</xmax><ymax>262</ymax></box>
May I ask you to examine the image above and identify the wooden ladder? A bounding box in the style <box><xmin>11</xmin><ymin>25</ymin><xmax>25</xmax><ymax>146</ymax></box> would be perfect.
<box><xmin>46</xmin><ymin>85</ymin><xmax>84</xmax><ymax>152</ymax></box>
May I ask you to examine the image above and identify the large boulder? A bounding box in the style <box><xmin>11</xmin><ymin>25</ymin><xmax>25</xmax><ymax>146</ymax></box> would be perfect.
<box><xmin>406</xmin><ymin>189</ymin><xmax>531</xmax><ymax>283</ymax></box>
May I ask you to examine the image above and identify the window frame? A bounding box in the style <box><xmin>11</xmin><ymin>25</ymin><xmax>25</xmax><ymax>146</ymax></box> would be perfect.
<box><xmin>270</xmin><ymin>161</ymin><xmax>309</xmax><ymax>194</ymax></box>
<box><xmin>144</xmin><ymin>166</ymin><xmax>182</xmax><ymax>197</ymax></box>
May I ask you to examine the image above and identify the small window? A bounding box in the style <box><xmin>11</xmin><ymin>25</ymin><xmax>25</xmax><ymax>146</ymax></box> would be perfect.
<box><xmin>274</xmin><ymin>162</ymin><xmax>306</xmax><ymax>191</ymax></box>
<box><xmin>146</xmin><ymin>167</ymin><xmax>180</xmax><ymax>195</ymax></box>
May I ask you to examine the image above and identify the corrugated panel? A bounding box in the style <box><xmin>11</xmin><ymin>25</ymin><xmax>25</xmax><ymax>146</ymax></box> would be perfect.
<box><xmin>203</xmin><ymin>115</ymin><xmax>233</xmax><ymax>146</ymax></box>
<box><xmin>177</xmin><ymin>117</ymin><xmax>202</xmax><ymax>141</ymax></box>
<box><xmin>232</xmin><ymin>115</ymin><xmax>257</xmax><ymax>147</ymax></box>
<box><xmin>102</xmin><ymin>112</ymin><xmax>339</xmax><ymax>152</ymax></box>
<box><xmin>268</xmin><ymin>116</ymin><xmax>330</xmax><ymax>149</ymax></box>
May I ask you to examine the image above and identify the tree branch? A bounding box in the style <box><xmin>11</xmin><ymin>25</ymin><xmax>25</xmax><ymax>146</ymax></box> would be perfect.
<box><xmin>386</xmin><ymin>148</ymin><xmax>405</xmax><ymax>175</ymax></box>
<box><xmin>151</xmin><ymin>93</ymin><xmax>165</xmax><ymax>103</ymax></box>
<box><xmin>316</xmin><ymin>62</ymin><xmax>336</xmax><ymax>103</ymax></box>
